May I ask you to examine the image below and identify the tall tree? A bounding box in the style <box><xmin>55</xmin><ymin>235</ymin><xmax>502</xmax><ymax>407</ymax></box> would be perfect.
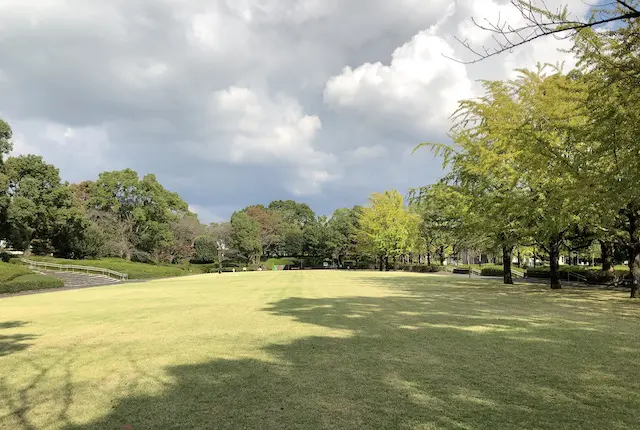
<box><xmin>358</xmin><ymin>190</ymin><xmax>419</xmax><ymax>271</ymax></box>
<box><xmin>230</xmin><ymin>211</ymin><xmax>262</xmax><ymax>264</ymax></box>
<box><xmin>268</xmin><ymin>200</ymin><xmax>315</xmax><ymax>228</ymax></box>
<box><xmin>243</xmin><ymin>205</ymin><xmax>283</xmax><ymax>258</ymax></box>
<box><xmin>0</xmin><ymin>118</ymin><xmax>13</xmax><ymax>165</ymax></box>
<box><xmin>2</xmin><ymin>155</ymin><xmax>73</xmax><ymax>254</ymax></box>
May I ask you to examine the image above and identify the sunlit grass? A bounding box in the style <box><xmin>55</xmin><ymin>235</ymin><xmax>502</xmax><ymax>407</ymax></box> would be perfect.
<box><xmin>1</xmin><ymin>271</ymin><xmax>639</xmax><ymax>429</ymax></box>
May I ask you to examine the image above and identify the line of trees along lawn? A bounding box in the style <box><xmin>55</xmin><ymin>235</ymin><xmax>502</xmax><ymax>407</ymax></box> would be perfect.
<box><xmin>412</xmin><ymin>17</ymin><xmax>640</xmax><ymax>297</ymax></box>
<box><xmin>2</xmin><ymin>9</ymin><xmax>640</xmax><ymax>296</ymax></box>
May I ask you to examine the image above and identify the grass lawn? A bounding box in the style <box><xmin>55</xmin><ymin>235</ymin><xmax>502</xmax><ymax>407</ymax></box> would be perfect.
<box><xmin>1</xmin><ymin>272</ymin><xmax>639</xmax><ymax>429</ymax></box>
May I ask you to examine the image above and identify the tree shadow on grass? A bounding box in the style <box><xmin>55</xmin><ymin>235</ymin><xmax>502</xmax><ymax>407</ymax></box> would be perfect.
<box><xmin>0</xmin><ymin>321</ymin><xmax>36</xmax><ymax>358</ymax></box>
<box><xmin>66</xmin><ymin>279</ymin><xmax>640</xmax><ymax>429</ymax></box>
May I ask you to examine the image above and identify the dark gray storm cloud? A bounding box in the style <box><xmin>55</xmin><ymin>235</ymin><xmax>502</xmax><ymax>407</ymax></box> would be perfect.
<box><xmin>0</xmin><ymin>0</ymin><xmax>584</xmax><ymax>221</ymax></box>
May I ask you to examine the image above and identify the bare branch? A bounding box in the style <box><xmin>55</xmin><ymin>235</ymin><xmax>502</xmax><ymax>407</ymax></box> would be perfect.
<box><xmin>454</xmin><ymin>0</ymin><xmax>640</xmax><ymax>64</ymax></box>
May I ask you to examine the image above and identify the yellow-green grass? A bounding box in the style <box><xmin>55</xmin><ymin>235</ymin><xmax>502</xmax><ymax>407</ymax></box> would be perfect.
<box><xmin>1</xmin><ymin>272</ymin><xmax>639</xmax><ymax>429</ymax></box>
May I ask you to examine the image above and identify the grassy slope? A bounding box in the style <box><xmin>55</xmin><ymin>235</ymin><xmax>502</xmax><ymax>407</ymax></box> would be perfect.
<box><xmin>1</xmin><ymin>272</ymin><xmax>639</xmax><ymax>429</ymax></box>
<box><xmin>0</xmin><ymin>261</ymin><xmax>33</xmax><ymax>282</ymax></box>
<box><xmin>26</xmin><ymin>256</ymin><xmax>190</xmax><ymax>279</ymax></box>
<box><xmin>0</xmin><ymin>262</ymin><xmax>63</xmax><ymax>294</ymax></box>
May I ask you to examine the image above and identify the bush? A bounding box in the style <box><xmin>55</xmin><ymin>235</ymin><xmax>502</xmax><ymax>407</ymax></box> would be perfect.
<box><xmin>131</xmin><ymin>250</ymin><xmax>155</xmax><ymax>264</ymax></box>
<box><xmin>263</xmin><ymin>258</ymin><xmax>298</xmax><ymax>270</ymax></box>
<box><xmin>525</xmin><ymin>266</ymin><xmax>632</xmax><ymax>284</ymax></box>
<box><xmin>399</xmin><ymin>264</ymin><xmax>443</xmax><ymax>273</ymax></box>
<box><xmin>0</xmin><ymin>273</ymin><xmax>64</xmax><ymax>294</ymax></box>
<box><xmin>480</xmin><ymin>265</ymin><xmax>504</xmax><ymax>276</ymax></box>
<box><xmin>0</xmin><ymin>261</ymin><xmax>33</xmax><ymax>282</ymax></box>
<box><xmin>193</xmin><ymin>236</ymin><xmax>217</xmax><ymax>263</ymax></box>
<box><xmin>0</xmin><ymin>252</ymin><xmax>12</xmax><ymax>263</ymax></box>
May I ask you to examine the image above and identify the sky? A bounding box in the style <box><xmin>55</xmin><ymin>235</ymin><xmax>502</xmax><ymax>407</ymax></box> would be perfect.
<box><xmin>0</xmin><ymin>0</ymin><xmax>588</xmax><ymax>223</ymax></box>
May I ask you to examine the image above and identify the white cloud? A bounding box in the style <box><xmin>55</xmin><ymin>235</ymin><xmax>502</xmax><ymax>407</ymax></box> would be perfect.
<box><xmin>207</xmin><ymin>86</ymin><xmax>337</xmax><ymax>194</ymax></box>
<box><xmin>0</xmin><ymin>0</ymin><xmax>594</xmax><ymax>220</ymax></box>
<box><xmin>324</xmin><ymin>28</ymin><xmax>474</xmax><ymax>135</ymax></box>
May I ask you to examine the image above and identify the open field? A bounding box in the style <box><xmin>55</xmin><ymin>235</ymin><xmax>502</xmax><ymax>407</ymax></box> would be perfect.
<box><xmin>1</xmin><ymin>271</ymin><xmax>640</xmax><ymax>429</ymax></box>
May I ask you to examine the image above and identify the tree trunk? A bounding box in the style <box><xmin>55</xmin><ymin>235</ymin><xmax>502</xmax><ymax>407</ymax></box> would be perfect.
<box><xmin>427</xmin><ymin>252</ymin><xmax>431</xmax><ymax>266</ymax></box>
<box><xmin>385</xmin><ymin>256</ymin><xmax>390</xmax><ymax>271</ymax></box>
<box><xmin>599</xmin><ymin>240</ymin><xmax>613</xmax><ymax>272</ymax></box>
<box><xmin>379</xmin><ymin>255</ymin><xmax>384</xmax><ymax>272</ymax></box>
<box><xmin>503</xmin><ymin>245</ymin><xmax>514</xmax><ymax>285</ymax></box>
<box><xmin>517</xmin><ymin>250</ymin><xmax>521</xmax><ymax>268</ymax></box>
<box><xmin>549</xmin><ymin>241</ymin><xmax>561</xmax><ymax>289</ymax></box>
<box><xmin>627</xmin><ymin>210</ymin><xmax>640</xmax><ymax>298</ymax></box>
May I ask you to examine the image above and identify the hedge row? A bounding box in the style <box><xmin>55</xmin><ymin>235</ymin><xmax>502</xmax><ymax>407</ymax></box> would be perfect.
<box><xmin>0</xmin><ymin>274</ymin><xmax>64</xmax><ymax>294</ymax></box>
<box><xmin>480</xmin><ymin>265</ymin><xmax>504</xmax><ymax>276</ymax></box>
<box><xmin>0</xmin><ymin>261</ymin><xmax>33</xmax><ymax>282</ymax></box>
<box><xmin>526</xmin><ymin>266</ymin><xmax>631</xmax><ymax>284</ymax></box>
<box><xmin>398</xmin><ymin>264</ymin><xmax>445</xmax><ymax>273</ymax></box>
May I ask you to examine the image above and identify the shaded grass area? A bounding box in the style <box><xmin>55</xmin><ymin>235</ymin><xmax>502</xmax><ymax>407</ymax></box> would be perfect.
<box><xmin>1</xmin><ymin>272</ymin><xmax>639</xmax><ymax>429</ymax></box>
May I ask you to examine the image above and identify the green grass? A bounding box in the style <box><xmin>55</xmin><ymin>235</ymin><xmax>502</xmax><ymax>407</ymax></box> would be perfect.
<box><xmin>26</xmin><ymin>256</ymin><xmax>190</xmax><ymax>279</ymax></box>
<box><xmin>1</xmin><ymin>272</ymin><xmax>639</xmax><ymax>429</ymax></box>
<box><xmin>0</xmin><ymin>274</ymin><xmax>64</xmax><ymax>294</ymax></box>
<box><xmin>0</xmin><ymin>261</ymin><xmax>33</xmax><ymax>282</ymax></box>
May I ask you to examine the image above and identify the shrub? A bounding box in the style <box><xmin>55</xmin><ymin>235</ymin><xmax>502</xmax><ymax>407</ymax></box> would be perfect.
<box><xmin>398</xmin><ymin>264</ymin><xmax>443</xmax><ymax>273</ymax></box>
<box><xmin>193</xmin><ymin>236</ymin><xmax>217</xmax><ymax>263</ymax></box>
<box><xmin>525</xmin><ymin>266</ymin><xmax>631</xmax><ymax>284</ymax></box>
<box><xmin>263</xmin><ymin>258</ymin><xmax>298</xmax><ymax>270</ymax></box>
<box><xmin>0</xmin><ymin>261</ymin><xmax>33</xmax><ymax>282</ymax></box>
<box><xmin>131</xmin><ymin>250</ymin><xmax>155</xmax><ymax>264</ymax></box>
<box><xmin>0</xmin><ymin>252</ymin><xmax>12</xmax><ymax>263</ymax></box>
<box><xmin>0</xmin><ymin>273</ymin><xmax>64</xmax><ymax>294</ymax></box>
<box><xmin>480</xmin><ymin>265</ymin><xmax>504</xmax><ymax>276</ymax></box>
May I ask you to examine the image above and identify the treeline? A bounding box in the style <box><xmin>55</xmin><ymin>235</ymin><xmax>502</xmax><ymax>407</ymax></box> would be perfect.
<box><xmin>410</xmin><ymin>21</ymin><xmax>640</xmax><ymax>297</ymax></box>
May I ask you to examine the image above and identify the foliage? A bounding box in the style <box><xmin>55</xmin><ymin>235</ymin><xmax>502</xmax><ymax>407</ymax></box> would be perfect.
<box><xmin>263</xmin><ymin>258</ymin><xmax>299</xmax><ymax>270</ymax></box>
<box><xmin>0</xmin><ymin>261</ymin><xmax>33</xmax><ymax>282</ymax></box>
<box><xmin>358</xmin><ymin>190</ymin><xmax>421</xmax><ymax>268</ymax></box>
<box><xmin>230</xmin><ymin>211</ymin><xmax>262</xmax><ymax>264</ymax></box>
<box><xmin>0</xmin><ymin>273</ymin><xmax>64</xmax><ymax>294</ymax></box>
<box><xmin>193</xmin><ymin>236</ymin><xmax>218</xmax><ymax>263</ymax></box>
<box><xmin>479</xmin><ymin>266</ymin><xmax>504</xmax><ymax>276</ymax></box>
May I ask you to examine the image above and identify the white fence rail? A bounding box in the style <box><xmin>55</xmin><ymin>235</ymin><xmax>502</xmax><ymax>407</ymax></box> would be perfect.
<box><xmin>22</xmin><ymin>259</ymin><xmax>128</xmax><ymax>281</ymax></box>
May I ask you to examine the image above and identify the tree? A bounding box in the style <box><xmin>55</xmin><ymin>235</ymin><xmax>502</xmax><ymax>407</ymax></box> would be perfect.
<box><xmin>456</xmin><ymin>1</ymin><xmax>640</xmax><ymax>63</ymax></box>
<box><xmin>573</xmin><ymin>26</ymin><xmax>640</xmax><ymax>297</ymax></box>
<box><xmin>358</xmin><ymin>190</ymin><xmax>419</xmax><ymax>271</ymax></box>
<box><xmin>410</xmin><ymin>184</ymin><xmax>479</xmax><ymax>267</ymax></box>
<box><xmin>87</xmin><ymin>169</ymin><xmax>190</xmax><ymax>259</ymax></box>
<box><xmin>0</xmin><ymin>118</ymin><xmax>13</xmax><ymax>165</ymax></box>
<box><xmin>302</xmin><ymin>216</ymin><xmax>334</xmax><ymax>260</ymax></box>
<box><xmin>2</xmin><ymin>155</ymin><xmax>72</xmax><ymax>254</ymax></box>
<box><xmin>230</xmin><ymin>212</ymin><xmax>262</xmax><ymax>264</ymax></box>
<box><xmin>327</xmin><ymin>207</ymin><xmax>362</xmax><ymax>266</ymax></box>
<box><xmin>243</xmin><ymin>205</ymin><xmax>283</xmax><ymax>258</ymax></box>
<box><xmin>268</xmin><ymin>200</ymin><xmax>315</xmax><ymax>228</ymax></box>
<box><xmin>417</xmin><ymin>66</ymin><xmax>597</xmax><ymax>288</ymax></box>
